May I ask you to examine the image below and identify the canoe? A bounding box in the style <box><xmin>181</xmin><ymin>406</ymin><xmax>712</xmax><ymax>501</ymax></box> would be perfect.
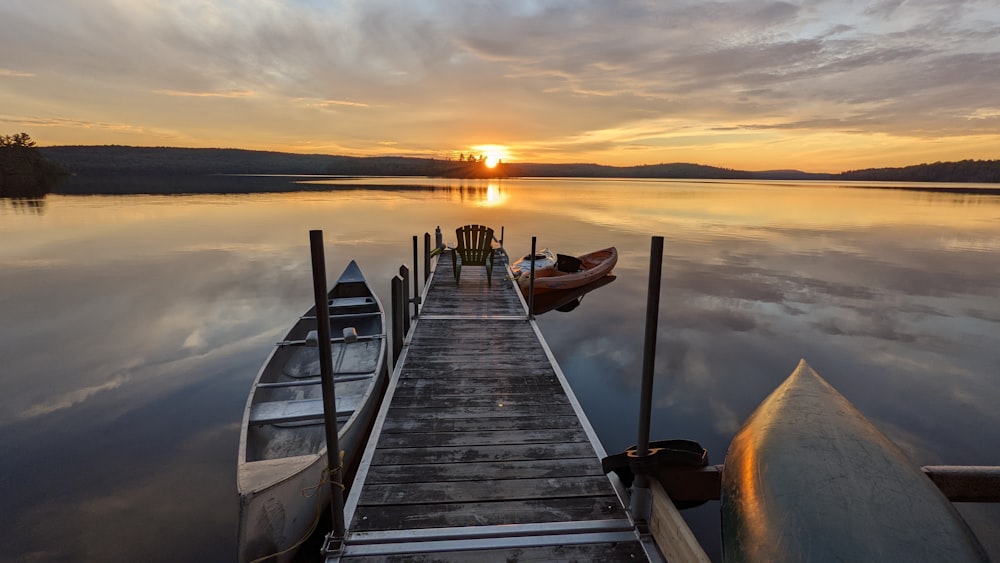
<box><xmin>721</xmin><ymin>360</ymin><xmax>988</xmax><ymax>563</ymax></box>
<box><xmin>237</xmin><ymin>260</ymin><xmax>388</xmax><ymax>563</ymax></box>
<box><xmin>517</xmin><ymin>246</ymin><xmax>617</xmax><ymax>294</ymax></box>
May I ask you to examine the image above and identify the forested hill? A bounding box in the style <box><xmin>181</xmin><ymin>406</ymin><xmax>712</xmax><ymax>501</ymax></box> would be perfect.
<box><xmin>39</xmin><ymin>146</ymin><xmax>421</xmax><ymax>176</ymax></box>
<box><xmin>833</xmin><ymin>159</ymin><xmax>1000</xmax><ymax>183</ymax></box>
<box><xmin>37</xmin><ymin>145</ymin><xmax>1000</xmax><ymax>183</ymax></box>
<box><xmin>38</xmin><ymin>145</ymin><xmax>827</xmax><ymax>180</ymax></box>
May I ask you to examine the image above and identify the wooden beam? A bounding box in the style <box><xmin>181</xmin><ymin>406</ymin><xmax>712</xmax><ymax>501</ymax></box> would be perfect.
<box><xmin>649</xmin><ymin>479</ymin><xmax>711</xmax><ymax>563</ymax></box>
<box><xmin>651</xmin><ymin>464</ymin><xmax>1000</xmax><ymax>503</ymax></box>
<box><xmin>922</xmin><ymin>465</ymin><xmax>1000</xmax><ymax>502</ymax></box>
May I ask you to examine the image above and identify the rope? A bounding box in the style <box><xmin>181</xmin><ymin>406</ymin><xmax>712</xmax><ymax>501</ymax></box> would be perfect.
<box><xmin>247</xmin><ymin>452</ymin><xmax>346</xmax><ymax>563</ymax></box>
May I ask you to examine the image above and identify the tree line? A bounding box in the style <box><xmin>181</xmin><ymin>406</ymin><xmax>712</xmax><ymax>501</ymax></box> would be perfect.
<box><xmin>12</xmin><ymin>140</ymin><xmax>999</xmax><ymax>191</ymax></box>
<box><xmin>0</xmin><ymin>133</ymin><xmax>67</xmax><ymax>197</ymax></box>
<box><xmin>835</xmin><ymin>160</ymin><xmax>1000</xmax><ymax>183</ymax></box>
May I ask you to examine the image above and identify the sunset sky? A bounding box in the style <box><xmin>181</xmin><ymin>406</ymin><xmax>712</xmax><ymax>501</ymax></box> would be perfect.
<box><xmin>1</xmin><ymin>0</ymin><xmax>998</xmax><ymax>172</ymax></box>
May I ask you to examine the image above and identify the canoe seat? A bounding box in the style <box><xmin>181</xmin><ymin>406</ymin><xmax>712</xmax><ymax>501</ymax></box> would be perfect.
<box><xmin>328</xmin><ymin>296</ymin><xmax>376</xmax><ymax>314</ymax></box>
<box><xmin>255</xmin><ymin>373</ymin><xmax>374</xmax><ymax>389</ymax></box>
<box><xmin>452</xmin><ymin>224</ymin><xmax>495</xmax><ymax>286</ymax></box>
<box><xmin>249</xmin><ymin>398</ymin><xmax>355</xmax><ymax>425</ymax></box>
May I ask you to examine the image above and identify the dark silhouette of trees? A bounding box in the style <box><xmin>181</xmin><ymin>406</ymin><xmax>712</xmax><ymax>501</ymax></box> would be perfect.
<box><xmin>1</xmin><ymin>133</ymin><xmax>66</xmax><ymax>197</ymax></box>
<box><xmin>835</xmin><ymin>160</ymin><xmax>1000</xmax><ymax>183</ymax></box>
<box><xmin>0</xmin><ymin>132</ymin><xmax>38</xmax><ymax>148</ymax></box>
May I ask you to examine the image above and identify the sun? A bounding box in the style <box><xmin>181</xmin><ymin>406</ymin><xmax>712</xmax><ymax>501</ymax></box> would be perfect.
<box><xmin>472</xmin><ymin>144</ymin><xmax>509</xmax><ymax>168</ymax></box>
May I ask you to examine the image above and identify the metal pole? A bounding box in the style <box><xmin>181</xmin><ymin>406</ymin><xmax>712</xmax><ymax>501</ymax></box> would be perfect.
<box><xmin>307</xmin><ymin>230</ymin><xmax>346</xmax><ymax>542</ymax></box>
<box><xmin>399</xmin><ymin>265</ymin><xmax>410</xmax><ymax>334</ymax></box>
<box><xmin>412</xmin><ymin>235</ymin><xmax>420</xmax><ymax>317</ymax></box>
<box><xmin>391</xmin><ymin>275</ymin><xmax>403</xmax><ymax>364</ymax></box>
<box><xmin>424</xmin><ymin>232</ymin><xmax>431</xmax><ymax>282</ymax></box>
<box><xmin>630</xmin><ymin>235</ymin><xmax>664</xmax><ymax>523</ymax></box>
<box><xmin>637</xmin><ymin>235</ymin><xmax>664</xmax><ymax>456</ymax></box>
<box><xmin>527</xmin><ymin>236</ymin><xmax>537</xmax><ymax>320</ymax></box>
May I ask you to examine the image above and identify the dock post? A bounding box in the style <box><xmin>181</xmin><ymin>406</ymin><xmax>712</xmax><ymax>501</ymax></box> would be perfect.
<box><xmin>399</xmin><ymin>265</ymin><xmax>411</xmax><ymax>334</ymax></box>
<box><xmin>391</xmin><ymin>275</ymin><xmax>404</xmax><ymax>364</ymax></box>
<box><xmin>424</xmin><ymin>232</ymin><xmax>431</xmax><ymax>283</ymax></box>
<box><xmin>527</xmin><ymin>236</ymin><xmax>537</xmax><ymax>320</ymax></box>
<box><xmin>412</xmin><ymin>235</ymin><xmax>421</xmax><ymax>317</ymax></box>
<box><xmin>631</xmin><ymin>235</ymin><xmax>665</xmax><ymax>525</ymax></box>
<box><xmin>500</xmin><ymin>226</ymin><xmax>505</xmax><ymax>248</ymax></box>
<box><xmin>307</xmin><ymin>230</ymin><xmax>346</xmax><ymax>545</ymax></box>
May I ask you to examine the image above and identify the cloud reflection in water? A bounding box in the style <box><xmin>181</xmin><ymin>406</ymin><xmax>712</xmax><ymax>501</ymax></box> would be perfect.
<box><xmin>1</xmin><ymin>181</ymin><xmax>998</xmax><ymax>561</ymax></box>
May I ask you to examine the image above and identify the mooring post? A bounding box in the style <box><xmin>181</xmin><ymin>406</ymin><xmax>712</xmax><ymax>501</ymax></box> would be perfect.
<box><xmin>399</xmin><ymin>265</ymin><xmax>411</xmax><ymax>334</ymax></box>
<box><xmin>631</xmin><ymin>235</ymin><xmax>665</xmax><ymax>525</ymax></box>
<box><xmin>412</xmin><ymin>235</ymin><xmax>421</xmax><ymax>317</ymax></box>
<box><xmin>424</xmin><ymin>232</ymin><xmax>431</xmax><ymax>283</ymax></box>
<box><xmin>527</xmin><ymin>236</ymin><xmax>537</xmax><ymax>320</ymax></box>
<box><xmin>391</xmin><ymin>275</ymin><xmax>404</xmax><ymax>364</ymax></box>
<box><xmin>500</xmin><ymin>226</ymin><xmax>505</xmax><ymax>249</ymax></box>
<box><xmin>307</xmin><ymin>230</ymin><xmax>346</xmax><ymax>544</ymax></box>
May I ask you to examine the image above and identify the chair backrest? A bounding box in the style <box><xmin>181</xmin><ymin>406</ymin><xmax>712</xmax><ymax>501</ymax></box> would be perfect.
<box><xmin>455</xmin><ymin>225</ymin><xmax>494</xmax><ymax>265</ymax></box>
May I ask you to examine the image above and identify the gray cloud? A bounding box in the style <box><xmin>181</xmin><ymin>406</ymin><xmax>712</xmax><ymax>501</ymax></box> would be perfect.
<box><xmin>1</xmin><ymin>0</ymin><xmax>998</xmax><ymax>162</ymax></box>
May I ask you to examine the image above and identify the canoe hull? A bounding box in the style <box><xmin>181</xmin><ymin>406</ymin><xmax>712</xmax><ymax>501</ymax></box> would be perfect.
<box><xmin>721</xmin><ymin>360</ymin><xmax>988</xmax><ymax>562</ymax></box>
<box><xmin>236</xmin><ymin>389</ymin><xmax>379</xmax><ymax>563</ymax></box>
<box><xmin>236</xmin><ymin>260</ymin><xmax>388</xmax><ymax>563</ymax></box>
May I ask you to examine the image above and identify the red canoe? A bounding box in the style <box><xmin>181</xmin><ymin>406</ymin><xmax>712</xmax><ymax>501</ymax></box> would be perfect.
<box><xmin>517</xmin><ymin>247</ymin><xmax>618</xmax><ymax>294</ymax></box>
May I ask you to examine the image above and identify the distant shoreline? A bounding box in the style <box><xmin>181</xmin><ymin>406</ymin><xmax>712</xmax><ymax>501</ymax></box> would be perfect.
<box><xmin>29</xmin><ymin>146</ymin><xmax>1000</xmax><ymax>191</ymax></box>
<box><xmin>32</xmin><ymin>172</ymin><xmax>1000</xmax><ymax>198</ymax></box>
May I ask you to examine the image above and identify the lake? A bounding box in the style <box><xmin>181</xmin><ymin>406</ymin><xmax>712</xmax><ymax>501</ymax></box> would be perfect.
<box><xmin>2</xmin><ymin>177</ymin><xmax>998</xmax><ymax>561</ymax></box>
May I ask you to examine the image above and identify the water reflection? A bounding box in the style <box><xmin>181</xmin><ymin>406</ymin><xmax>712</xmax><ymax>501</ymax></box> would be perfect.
<box><xmin>1</xmin><ymin>196</ymin><xmax>47</xmax><ymax>214</ymax></box>
<box><xmin>1</xmin><ymin>180</ymin><xmax>998</xmax><ymax>562</ymax></box>
<box><xmin>529</xmin><ymin>275</ymin><xmax>616</xmax><ymax>315</ymax></box>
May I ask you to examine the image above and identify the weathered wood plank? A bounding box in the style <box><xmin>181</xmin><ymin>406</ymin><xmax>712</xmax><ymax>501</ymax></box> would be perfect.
<box><xmin>341</xmin><ymin>541</ymin><xmax>645</xmax><ymax>562</ymax></box>
<box><xmin>388</xmin><ymin>394</ymin><xmax>570</xmax><ymax>409</ymax></box>
<box><xmin>371</xmin><ymin>442</ymin><xmax>597</xmax><ymax>466</ymax></box>
<box><xmin>396</xmin><ymin>371</ymin><xmax>557</xmax><ymax>383</ymax></box>
<box><xmin>401</xmin><ymin>359</ymin><xmax>552</xmax><ymax>370</ymax></box>
<box><xmin>385</xmin><ymin>403</ymin><xmax>575</xmax><ymax>420</ymax></box>
<box><xmin>376</xmin><ymin>428</ymin><xmax>587</xmax><ymax>448</ymax></box>
<box><xmin>380</xmin><ymin>415</ymin><xmax>584</xmax><ymax>433</ymax></box>
<box><xmin>358</xmin><ymin>475</ymin><xmax>618</xmax><ymax>505</ymax></box>
<box><xmin>393</xmin><ymin>380</ymin><xmax>564</xmax><ymax>396</ymax></box>
<box><xmin>363</xmin><ymin>458</ymin><xmax>603</xmax><ymax>484</ymax></box>
<box><xmin>350</xmin><ymin>496</ymin><xmax>627</xmax><ymax>531</ymax></box>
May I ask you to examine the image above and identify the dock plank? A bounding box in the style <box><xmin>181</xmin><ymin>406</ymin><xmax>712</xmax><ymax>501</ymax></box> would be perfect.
<box><xmin>342</xmin><ymin>542</ymin><xmax>646</xmax><ymax>562</ymax></box>
<box><xmin>350</xmin><ymin>497</ymin><xmax>627</xmax><ymax>532</ymax></box>
<box><xmin>376</xmin><ymin>428</ymin><xmax>587</xmax><ymax>448</ymax></box>
<box><xmin>359</xmin><ymin>475</ymin><xmax>618</xmax><ymax>505</ymax></box>
<box><xmin>363</xmin><ymin>458</ymin><xmax>604</xmax><ymax>483</ymax></box>
<box><xmin>380</xmin><ymin>415</ymin><xmax>586</xmax><ymax>434</ymax></box>
<box><xmin>371</xmin><ymin>442</ymin><xmax>597</xmax><ymax>466</ymax></box>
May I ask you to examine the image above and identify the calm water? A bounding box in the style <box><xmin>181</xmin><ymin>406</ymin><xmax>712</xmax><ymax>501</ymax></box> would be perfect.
<box><xmin>2</xmin><ymin>178</ymin><xmax>999</xmax><ymax>562</ymax></box>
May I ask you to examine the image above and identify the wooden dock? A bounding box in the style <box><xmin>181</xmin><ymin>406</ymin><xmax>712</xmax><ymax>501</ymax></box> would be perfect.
<box><xmin>327</xmin><ymin>249</ymin><xmax>661</xmax><ymax>561</ymax></box>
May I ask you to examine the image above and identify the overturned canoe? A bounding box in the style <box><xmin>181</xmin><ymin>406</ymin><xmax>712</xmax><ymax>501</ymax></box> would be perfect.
<box><xmin>721</xmin><ymin>360</ymin><xmax>988</xmax><ymax>562</ymax></box>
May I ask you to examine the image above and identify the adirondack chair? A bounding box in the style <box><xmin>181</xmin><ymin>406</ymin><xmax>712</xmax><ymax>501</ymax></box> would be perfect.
<box><xmin>452</xmin><ymin>224</ymin><xmax>495</xmax><ymax>286</ymax></box>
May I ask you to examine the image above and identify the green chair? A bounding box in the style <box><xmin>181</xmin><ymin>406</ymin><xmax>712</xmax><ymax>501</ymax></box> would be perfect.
<box><xmin>452</xmin><ymin>224</ymin><xmax>495</xmax><ymax>286</ymax></box>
